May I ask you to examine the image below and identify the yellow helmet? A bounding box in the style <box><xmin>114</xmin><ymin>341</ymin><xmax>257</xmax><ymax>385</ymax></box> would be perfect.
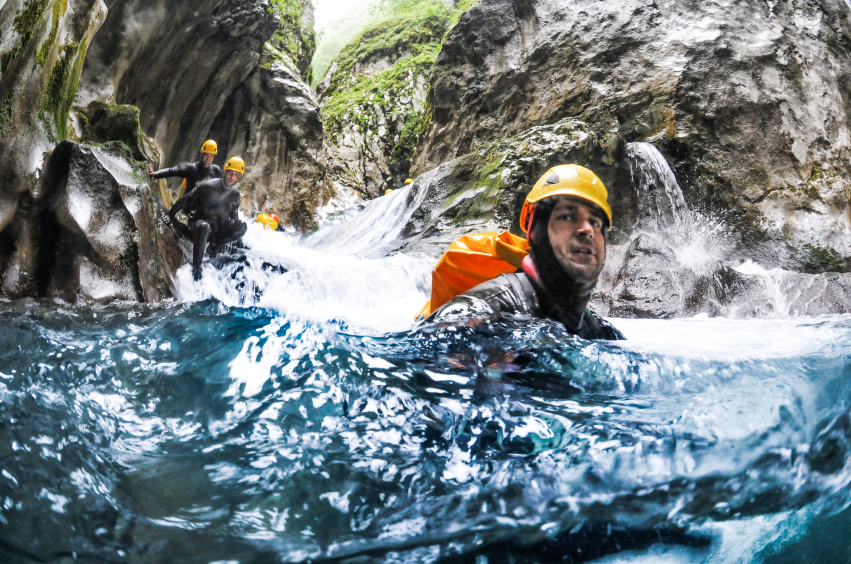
<box><xmin>256</xmin><ymin>213</ymin><xmax>278</xmax><ymax>231</ymax></box>
<box><xmin>519</xmin><ymin>164</ymin><xmax>612</xmax><ymax>233</ymax></box>
<box><xmin>404</xmin><ymin>178</ymin><xmax>413</xmax><ymax>185</ymax></box>
<box><xmin>201</xmin><ymin>140</ymin><xmax>218</xmax><ymax>155</ymax></box>
<box><xmin>384</xmin><ymin>189</ymin><xmax>394</xmax><ymax>195</ymax></box>
<box><xmin>224</xmin><ymin>156</ymin><xmax>245</xmax><ymax>175</ymax></box>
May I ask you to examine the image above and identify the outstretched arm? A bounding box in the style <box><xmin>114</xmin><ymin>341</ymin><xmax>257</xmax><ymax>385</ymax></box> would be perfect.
<box><xmin>150</xmin><ymin>161</ymin><xmax>193</xmax><ymax>181</ymax></box>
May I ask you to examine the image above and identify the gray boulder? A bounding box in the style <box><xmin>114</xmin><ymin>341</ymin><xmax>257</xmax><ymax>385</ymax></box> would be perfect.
<box><xmin>0</xmin><ymin>141</ymin><xmax>183</xmax><ymax>302</ymax></box>
<box><xmin>412</xmin><ymin>0</ymin><xmax>851</xmax><ymax>265</ymax></box>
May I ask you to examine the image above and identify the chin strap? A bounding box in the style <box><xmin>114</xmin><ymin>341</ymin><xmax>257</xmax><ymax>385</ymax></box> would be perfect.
<box><xmin>525</xmin><ymin>205</ymin><xmax>538</xmax><ymax>243</ymax></box>
<box><xmin>521</xmin><ymin>254</ymin><xmax>540</xmax><ymax>286</ymax></box>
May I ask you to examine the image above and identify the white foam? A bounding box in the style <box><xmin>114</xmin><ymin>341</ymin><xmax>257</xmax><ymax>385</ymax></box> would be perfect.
<box><xmin>614</xmin><ymin>315</ymin><xmax>849</xmax><ymax>361</ymax></box>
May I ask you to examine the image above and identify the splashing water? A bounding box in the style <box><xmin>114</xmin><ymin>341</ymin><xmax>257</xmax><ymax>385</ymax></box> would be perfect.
<box><xmin>626</xmin><ymin>142</ymin><xmax>692</xmax><ymax>236</ymax></box>
<box><xmin>2</xmin><ymin>181</ymin><xmax>851</xmax><ymax>564</ymax></box>
<box><xmin>625</xmin><ymin>142</ymin><xmax>735</xmax><ymax>277</ymax></box>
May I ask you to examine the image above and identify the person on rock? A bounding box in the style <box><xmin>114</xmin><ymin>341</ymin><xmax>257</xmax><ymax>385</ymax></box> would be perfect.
<box><xmin>167</xmin><ymin>156</ymin><xmax>248</xmax><ymax>281</ymax></box>
<box><xmin>149</xmin><ymin>139</ymin><xmax>223</xmax><ymax>200</ymax></box>
<box><xmin>427</xmin><ymin>164</ymin><xmax>625</xmax><ymax>340</ymax></box>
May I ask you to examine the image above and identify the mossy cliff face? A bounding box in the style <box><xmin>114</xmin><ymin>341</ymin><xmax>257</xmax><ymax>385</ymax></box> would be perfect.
<box><xmin>318</xmin><ymin>9</ymin><xmax>453</xmax><ymax>196</ymax></box>
<box><xmin>76</xmin><ymin>0</ymin><xmax>333</xmax><ymax>231</ymax></box>
<box><xmin>411</xmin><ymin>0</ymin><xmax>851</xmax><ymax>271</ymax></box>
<box><xmin>268</xmin><ymin>0</ymin><xmax>317</xmax><ymax>83</ymax></box>
<box><xmin>0</xmin><ymin>0</ymin><xmax>105</xmax><ymax>228</ymax></box>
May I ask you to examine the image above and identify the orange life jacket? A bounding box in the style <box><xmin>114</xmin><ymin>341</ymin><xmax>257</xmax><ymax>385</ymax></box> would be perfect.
<box><xmin>417</xmin><ymin>231</ymin><xmax>529</xmax><ymax>318</ymax></box>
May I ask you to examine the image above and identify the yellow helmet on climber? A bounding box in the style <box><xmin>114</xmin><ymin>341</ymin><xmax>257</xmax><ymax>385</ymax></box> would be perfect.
<box><xmin>224</xmin><ymin>156</ymin><xmax>245</xmax><ymax>175</ymax></box>
<box><xmin>519</xmin><ymin>164</ymin><xmax>612</xmax><ymax>233</ymax></box>
<box><xmin>201</xmin><ymin>140</ymin><xmax>218</xmax><ymax>155</ymax></box>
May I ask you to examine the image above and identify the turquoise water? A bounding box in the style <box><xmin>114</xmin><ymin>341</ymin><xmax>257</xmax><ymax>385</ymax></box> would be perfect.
<box><xmin>1</xmin><ymin>210</ymin><xmax>851</xmax><ymax>563</ymax></box>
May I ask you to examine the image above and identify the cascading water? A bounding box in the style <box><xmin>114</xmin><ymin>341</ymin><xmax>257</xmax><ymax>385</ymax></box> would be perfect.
<box><xmin>621</xmin><ymin>143</ymin><xmax>847</xmax><ymax>318</ymax></box>
<box><xmin>2</xmin><ymin>177</ymin><xmax>851</xmax><ymax>564</ymax></box>
<box><xmin>626</xmin><ymin>141</ymin><xmax>692</xmax><ymax>237</ymax></box>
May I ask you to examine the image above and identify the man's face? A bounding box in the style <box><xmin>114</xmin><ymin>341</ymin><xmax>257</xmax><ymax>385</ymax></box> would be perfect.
<box><xmin>201</xmin><ymin>153</ymin><xmax>215</xmax><ymax>167</ymax></box>
<box><xmin>546</xmin><ymin>198</ymin><xmax>607</xmax><ymax>284</ymax></box>
<box><xmin>224</xmin><ymin>170</ymin><xmax>241</xmax><ymax>187</ymax></box>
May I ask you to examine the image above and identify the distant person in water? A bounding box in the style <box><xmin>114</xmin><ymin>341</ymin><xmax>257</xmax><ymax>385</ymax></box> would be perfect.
<box><xmin>149</xmin><ymin>139</ymin><xmax>223</xmax><ymax>200</ymax></box>
<box><xmin>168</xmin><ymin>156</ymin><xmax>248</xmax><ymax>281</ymax></box>
<box><xmin>428</xmin><ymin>164</ymin><xmax>625</xmax><ymax>340</ymax></box>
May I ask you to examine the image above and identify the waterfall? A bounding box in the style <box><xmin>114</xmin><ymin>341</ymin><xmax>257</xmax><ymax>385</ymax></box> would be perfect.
<box><xmin>626</xmin><ymin>142</ymin><xmax>692</xmax><ymax>237</ymax></box>
<box><xmin>303</xmin><ymin>168</ymin><xmax>435</xmax><ymax>258</ymax></box>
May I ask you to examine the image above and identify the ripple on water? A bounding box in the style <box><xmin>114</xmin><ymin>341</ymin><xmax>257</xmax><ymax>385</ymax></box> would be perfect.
<box><xmin>1</xmin><ymin>298</ymin><xmax>851</xmax><ymax>563</ymax></box>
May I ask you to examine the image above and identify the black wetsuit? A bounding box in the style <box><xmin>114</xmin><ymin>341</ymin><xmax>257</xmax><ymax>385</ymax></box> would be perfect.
<box><xmin>428</xmin><ymin>272</ymin><xmax>625</xmax><ymax>340</ymax></box>
<box><xmin>168</xmin><ymin>178</ymin><xmax>247</xmax><ymax>271</ymax></box>
<box><xmin>428</xmin><ymin>196</ymin><xmax>624</xmax><ymax>341</ymax></box>
<box><xmin>152</xmin><ymin>161</ymin><xmax>223</xmax><ymax>196</ymax></box>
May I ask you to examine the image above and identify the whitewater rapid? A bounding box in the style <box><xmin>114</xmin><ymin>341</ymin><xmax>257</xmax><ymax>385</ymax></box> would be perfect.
<box><xmin>2</xmin><ymin>179</ymin><xmax>851</xmax><ymax>564</ymax></box>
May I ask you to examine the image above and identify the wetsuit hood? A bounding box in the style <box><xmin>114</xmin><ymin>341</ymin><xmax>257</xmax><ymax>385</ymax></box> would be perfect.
<box><xmin>526</xmin><ymin>199</ymin><xmax>598</xmax><ymax>331</ymax></box>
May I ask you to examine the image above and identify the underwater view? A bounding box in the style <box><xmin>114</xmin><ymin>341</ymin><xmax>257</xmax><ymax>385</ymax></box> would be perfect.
<box><xmin>2</xmin><ymin>185</ymin><xmax>851</xmax><ymax>564</ymax></box>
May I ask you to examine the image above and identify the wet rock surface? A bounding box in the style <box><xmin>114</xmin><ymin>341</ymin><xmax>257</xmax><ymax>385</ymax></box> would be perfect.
<box><xmin>412</xmin><ymin>0</ymin><xmax>851</xmax><ymax>268</ymax></box>
<box><xmin>0</xmin><ymin>141</ymin><xmax>184</xmax><ymax>302</ymax></box>
<box><xmin>77</xmin><ymin>0</ymin><xmax>332</xmax><ymax>228</ymax></box>
<box><xmin>207</xmin><ymin>55</ymin><xmax>332</xmax><ymax>231</ymax></box>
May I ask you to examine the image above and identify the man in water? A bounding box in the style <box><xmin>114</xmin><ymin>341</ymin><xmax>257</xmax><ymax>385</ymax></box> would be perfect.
<box><xmin>168</xmin><ymin>156</ymin><xmax>248</xmax><ymax>281</ymax></box>
<box><xmin>429</xmin><ymin>164</ymin><xmax>625</xmax><ymax>340</ymax></box>
<box><xmin>149</xmin><ymin>139</ymin><xmax>223</xmax><ymax>199</ymax></box>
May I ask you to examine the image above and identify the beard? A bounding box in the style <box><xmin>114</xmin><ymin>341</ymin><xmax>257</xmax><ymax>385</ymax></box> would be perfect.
<box><xmin>527</xmin><ymin>201</ymin><xmax>599</xmax><ymax>328</ymax></box>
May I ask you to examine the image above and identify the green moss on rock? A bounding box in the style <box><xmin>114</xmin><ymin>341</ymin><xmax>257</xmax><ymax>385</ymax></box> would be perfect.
<box><xmin>802</xmin><ymin>244</ymin><xmax>848</xmax><ymax>274</ymax></box>
<box><xmin>36</xmin><ymin>0</ymin><xmax>67</xmax><ymax>66</ymax></box>
<box><xmin>268</xmin><ymin>0</ymin><xmax>316</xmax><ymax>82</ymax></box>
<box><xmin>79</xmin><ymin>101</ymin><xmax>147</xmax><ymax>162</ymax></box>
<box><xmin>2</xmin><ymin>0</ymin><xmax>50</xmax><ymax>72</ymax></box>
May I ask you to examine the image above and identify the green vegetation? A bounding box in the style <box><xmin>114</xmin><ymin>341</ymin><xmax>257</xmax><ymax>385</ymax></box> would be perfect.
<box><xmin>268</xmin><ymin>0</ymin><xmax>316</xmax><ymax>82</ymax></box>
<box><xmin>2</xmin><ymin>0</ymin><xmax>49</xmax><ymax>72</ymax></box>
<box><xmin>36</xmin><ymin>0</ymin><xmax>67</xmax><ymax>66</ymax></box>
<box><xmin>41</xmin><ymin>39</ymin><xmax>89</xmax><ymax>142</ymax></box>
<box><xmin>312</xmin><ymin>0</ymin><xmax>479</xmax><ymax>87</ymax></box>
<box><xmin>803</xmin><ymin>243</ymin><xmax>847</xmax><ymax>273</ymax></box>
<box><xmin>319</xmin><ymin>0</ymin><xmax>482</xmax><ymax>177</ymax></box>
<box><xmin>0</xmin><ymin>92</ymin><xmax>13</xmax><ymax>136</ymax></box>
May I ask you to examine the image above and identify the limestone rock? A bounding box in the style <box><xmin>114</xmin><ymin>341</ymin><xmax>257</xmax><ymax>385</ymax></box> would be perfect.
<box><xmin>0</xmin><ymin>141</ymin><xmax>183</xmax><ymax>302</ymax></box>
<box><xmin>412</xmin><ymin>0</ymin><xmax>851</xmax><ymax>267</ymax></box>
<box><xmin>0</xmin><ymin>0</ymin><xmax>107</xmax><ymax>236</ymax></box>
<box><xmin>319</xmin><ymin>12</ymin><xmax>451</xmax><ymax>196</ymax></box>
<box><xmin>208</xmin><ymin>56</ymin><xmax>332</xmax><ymax>231</ymax></box>
<box><xmin>76</xmin><ymin>0</ymin><xmax>277</xmax><ymax>164</ymax></box>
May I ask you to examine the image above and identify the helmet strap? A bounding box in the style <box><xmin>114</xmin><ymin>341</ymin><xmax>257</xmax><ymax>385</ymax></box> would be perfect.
<box><xmin>526</xmin><ymin>204</ymin><xmax>538</xmax><ymax>242</ymax></box>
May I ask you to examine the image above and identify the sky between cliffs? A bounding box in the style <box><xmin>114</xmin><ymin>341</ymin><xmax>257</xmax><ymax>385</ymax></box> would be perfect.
<box><xmin>312</xmin><ymin>0</ymin><xmax>380</xmax><ymax>86</ymax></box>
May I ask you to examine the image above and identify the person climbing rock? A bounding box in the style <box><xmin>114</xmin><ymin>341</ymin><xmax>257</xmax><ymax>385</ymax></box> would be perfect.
<box><xmin>149</xmin><ymin>139</ymin><xmax>223</xmax><ymax>200</ymax></box>
<box><xmin>168</xmin><ymin>156</ymin><xmax>248</xmax><ymax>281</ymax></box>
<box><xmin>427</xmin><ymin>164</ymin><xmax>625</xmax><ymax>340</ymax></box>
